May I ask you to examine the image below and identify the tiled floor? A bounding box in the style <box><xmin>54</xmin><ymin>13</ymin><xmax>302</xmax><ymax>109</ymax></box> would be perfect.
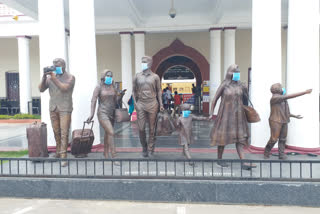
<box><xmin>0</xmin><ymin>120</ymin><xmax>319</xmax><ymax>160</ymax></box>
<box><xmin>112</xmin><ymin>120</ymin><xmax>215</xmax><ymax>149</ymax></box>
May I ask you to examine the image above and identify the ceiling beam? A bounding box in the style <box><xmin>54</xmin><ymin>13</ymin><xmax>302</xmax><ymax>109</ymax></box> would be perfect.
<box><xmin>210</xmin><ymin>0</ymin><xmax>224</xmax><ymax>24</ymax></box>
<box><xmin>126</xmin><ymin>0</ymin><xmax>144</xmax><ymax>27</ymax></box>
<box><xmin>0</xmin><ymin>21</ymin><xmax>39</xmax><ymax>37</ymax></box>
<box><xmin>1</xmin><ymin>0</ymin><xmax>37</xmax><ymax>20</ymax></box>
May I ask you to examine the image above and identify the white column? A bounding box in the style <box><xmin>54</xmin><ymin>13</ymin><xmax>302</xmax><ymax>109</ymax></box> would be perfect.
<box><xmin>38</xmin><ymin>0</ymin><xmax>66</xmax><ymax>146</ymax></box>
<box><xmin>209</xmin><ymin>28</ymin><xmax>222</xmax><ymax>114</ymax></box>
<box><xmin>65</xmin><ymin>30</ymin><xmax>70</xmax><ymax>72</ymax></box>
<box><xmin>250</xmin><ymin>0</ymin><xmax>282</xmax><ymax>149</ymax></box>
<box><xmin>69</xmin><ymin>0</ymin><xmax>100</xmax><ymax>145</ymax></box>
<box><xmin>17</xmin><ymin>36</ymin><xmax>31</xmax><ymax>114</ymax></box>
<box><xmin>287</xmin><ymin>0</ymin><xmax>319</xmax><ymax>149</ymax></box>
<box><xmin>120</xmin><ymin>32</ymin><xmax>133</xmax><ymax>105</ymax></box>
<box><xmin>134</xmin><ymin>31</ymin><xmax>145</xmax><ymax>74</ymax></box>
<box><xmin>223</xmin><ymin>27</ymin><xmax>236</xmax><ymax>76</ymax></box>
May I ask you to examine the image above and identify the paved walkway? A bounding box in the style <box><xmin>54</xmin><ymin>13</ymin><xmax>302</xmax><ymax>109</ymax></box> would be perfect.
<box><xmin>0</xmin><ymin>198</ymin><xmax>319</xmax><ymax>214</ymax></box>
<box><xmin>0</xmin><ymin>120</ymin><xmax>216</xmax><ymax>151</ymax></box>
<box><xmin>0</xmin><ymin>123</ymin><xmax>29</xmax><ymax>150</ymax></box>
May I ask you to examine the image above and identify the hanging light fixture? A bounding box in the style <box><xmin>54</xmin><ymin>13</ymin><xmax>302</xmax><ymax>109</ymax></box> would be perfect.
<box><xmin>169</xmin><ymin>0</ymin><xmax>176</xmax><ymax>18</ymax></box>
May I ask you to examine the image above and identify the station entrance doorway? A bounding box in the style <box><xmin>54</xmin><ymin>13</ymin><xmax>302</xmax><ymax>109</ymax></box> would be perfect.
<box><xmin>151</xmin><ymin>39</ymin><xmax>210</xmax><ymax>114</ymax></box>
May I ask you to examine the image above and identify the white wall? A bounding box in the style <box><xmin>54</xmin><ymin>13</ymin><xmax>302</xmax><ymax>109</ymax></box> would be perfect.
<box><xmin>0</xmin><ymin>38</ymin><xmax>18</xmax><ymax>98</ymax></box>
<box><xmin>96</xmin><ymin>35</ymin><xmax>122</xmax><ymax>82</ymax></box>
<box><xmin>281</xmin><ymin>29</ymin><xmax>287</xmax><ymax>87</ymax></box>
<box><xmin>30</xmin><ymin>37</ymin><xmax>40</xmax><ymax>97</ymax></box>
<box><xmin>0</xmin><ymin>29</ymin><xmax>291</xmax><ymax>99</ymax></box>
<box><xmin>0</xmin><ymin>37</ymin><xmax>40</xmax><ymax>98</ymax></box>
<box><xmin>96</xmin><ymin>34</ymin><xmax>136</xmax><ymax>87</ymax></box>
<box><xmin>235</xmin><ymin>29</ymin><xmax>251</xmax><ymax>83</ymax></box>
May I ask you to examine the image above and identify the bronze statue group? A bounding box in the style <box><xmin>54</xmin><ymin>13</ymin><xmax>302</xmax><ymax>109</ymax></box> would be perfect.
<box><xmin>39</xmin><ymin>57</ymin><xmax>312</xmax><ymax>168</ymax></box>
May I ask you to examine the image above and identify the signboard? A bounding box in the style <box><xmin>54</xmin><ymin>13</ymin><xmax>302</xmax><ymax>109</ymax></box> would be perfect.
<box><xmin>203</xmin><ymin>80</ymin><xmax>210</xmax><ymax>87</ymax></box>
<box><xmin>203</xmin><ymin>86</ymin><xmax>209</xmax><ymax>93</ymax></box>
<box><xmin>182</xmin><ymin>94</ymin><xmax>195</xmax><ymax>104</ymax></box>
<box><xmin>203</xmin><ymin>95</ymin><xmax>210</xmax><ymax>103</ymax></box>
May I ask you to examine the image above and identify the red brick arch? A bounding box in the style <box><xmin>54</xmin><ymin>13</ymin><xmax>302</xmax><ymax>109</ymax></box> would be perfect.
<box><xmin>151</xmin><ymin>39</ymin><xmax>210</xmax><ymax>114</ymax></box>
<box><xmin>151</xmin><ymin>39</ymin><xmax>209</xmax><ymax>83</ymax></box>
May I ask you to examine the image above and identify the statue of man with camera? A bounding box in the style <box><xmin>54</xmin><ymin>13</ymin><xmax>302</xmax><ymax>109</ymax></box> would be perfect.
<box><xmin>38</xmin><ymin>58</ymin><xmax>75</xmax><ymax>166</ymax></box>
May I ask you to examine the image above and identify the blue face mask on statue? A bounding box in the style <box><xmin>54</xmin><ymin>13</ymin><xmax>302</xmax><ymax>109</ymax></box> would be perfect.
<box><xmin>55</xmin><ymin>67</ymin><xmax>63</xmax><ymax>75</ymax></box>
<box><xmin>232</xmin><ymin>73</ymin><xmax>240</xmax><ymax>81</ymax></box>
<box><xmin>105</xmin><ymin>77</ymin><xmax>112</xmax><ymax>85</ymax></box>
<box><xmin>182</xmin><ymin>110</ymin><xmax>191</xmax><ymax>118</ymax></box>
<box><xmin>142</xmin><ymin>63</ymin><xmax>148</xmax><ymax>71</ymax></box>
<box><xmin>282</xmin><ymin>88</ymin><xmax>286</xmax><ymax>95</ymax></box>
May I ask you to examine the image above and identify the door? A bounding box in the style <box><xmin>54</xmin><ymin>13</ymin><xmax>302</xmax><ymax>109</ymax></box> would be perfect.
<box><xmin>6</xmin><ymin>72</ymin><xmax>19</xmax><ymax>101</ymax></box>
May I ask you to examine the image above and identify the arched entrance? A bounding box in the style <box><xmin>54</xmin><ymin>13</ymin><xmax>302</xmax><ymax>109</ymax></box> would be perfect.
<box><xmin>151</xmin><ymin>39</ymin><xmax>210</xmax><ymax>114</ymax></box>
<box><xmin>156</xmin><ymin>56</ymin><xmax>201</xmax><ymax>86</ymax></box>
<box><xmin>152</xmin><ymin>39</ymin><xmax>209</xmax><ymax>82</ymax></box>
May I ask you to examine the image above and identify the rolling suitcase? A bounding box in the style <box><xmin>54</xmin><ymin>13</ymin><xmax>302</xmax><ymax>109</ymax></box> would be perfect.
<box><xmin>71</xmin><ymin>121</ymin><xmax>95</xmax><ymax>158</ymax></box>
<box><xmin>26</xmin><ymin>122</ymin><xmax>49</xmax><ymax>158</ymax></box>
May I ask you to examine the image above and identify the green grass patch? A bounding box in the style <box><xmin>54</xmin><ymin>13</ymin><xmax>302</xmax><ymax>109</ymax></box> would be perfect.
<box><xmin>0</xmin><ymin>114</ymin><xmax>40</xmax><ymax>120</ymax></box>
<box><xmin>0</xmin><ymin>115</ymin><xmax>11</xmax><ymax>120</ymax></box>
<box><xmin>0</xmin><ymin>150</ymin><xmax>28</xmax><ymax>164</ymax></box>
<box><xmin>12</xmin><ymin>114</ymin><xmax>41</xmax><ymax>119</ymax></box>
<box><xmin>0</xmin><ymin>150</ymin><xmax>28</xmax><ymax>158</ymax></box>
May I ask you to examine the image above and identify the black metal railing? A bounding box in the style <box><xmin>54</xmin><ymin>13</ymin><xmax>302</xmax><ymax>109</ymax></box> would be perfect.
<box><xmin>0</xmin><ymin>158</ymin><xmax>319</xmax><ymax>181</ymax></box>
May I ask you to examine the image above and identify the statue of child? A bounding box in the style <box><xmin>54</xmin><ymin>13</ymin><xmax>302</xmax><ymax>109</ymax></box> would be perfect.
<box><xmin>264</xmin><ymin>83</ymin><xmax>312</xmax><ymax>159</ymax></box>
<box><xmin>176</xmin><ymin>104</ymin><xmax>210</xmax><ymax>162</ymax></box>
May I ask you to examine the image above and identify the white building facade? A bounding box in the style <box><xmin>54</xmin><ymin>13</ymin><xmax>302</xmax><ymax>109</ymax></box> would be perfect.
<box><xmin>0</xmin><ymin>0</ymin><xmax>319</xmax><ymax>152</ymax></box>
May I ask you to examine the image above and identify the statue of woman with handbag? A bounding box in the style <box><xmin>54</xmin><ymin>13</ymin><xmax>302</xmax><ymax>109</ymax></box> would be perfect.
<box><xmin>210</xmin><ymin>64</ymin><xmax>256</xmax><ymax>169</ymax></box>
<box><xmin>87</xmin><ymin>70</ymin><xmax>126</xmax><ymax>159</ymax></box>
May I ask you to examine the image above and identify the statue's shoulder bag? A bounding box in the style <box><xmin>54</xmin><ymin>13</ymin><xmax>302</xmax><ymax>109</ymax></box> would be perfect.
<box><xmin>243</xmin><ymin>91</ymin><xmax>261</xmax><ymax>123</ymax></box>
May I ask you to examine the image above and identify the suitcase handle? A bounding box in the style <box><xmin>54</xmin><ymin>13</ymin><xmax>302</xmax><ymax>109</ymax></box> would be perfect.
<box><xmin>81</xmin><ymin>120</ymin><xmax>94</xmax><ymax>139</ymax></box>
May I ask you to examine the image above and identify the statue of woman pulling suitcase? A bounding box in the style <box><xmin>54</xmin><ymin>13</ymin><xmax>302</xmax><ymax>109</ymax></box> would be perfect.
<box><xmin>87</xmin><ymin>70</ymin><xmax>126</xmax><ymax>160</ymax></box>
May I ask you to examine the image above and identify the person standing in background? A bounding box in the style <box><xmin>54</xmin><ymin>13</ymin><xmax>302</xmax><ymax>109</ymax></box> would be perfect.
<box><xmin>173</xmin><ymin>91</ymin><xmax>181</xmax><ymax>117</ymax></box>
<box><xmin>162</xmin><ymin>88</ymin><xmax>169</xmax><ymax>110</ymax></box>
<box><xmin>128</xmin><ymin>95</ymin><xmax>135</xmax><ymax>117</ymax></box>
